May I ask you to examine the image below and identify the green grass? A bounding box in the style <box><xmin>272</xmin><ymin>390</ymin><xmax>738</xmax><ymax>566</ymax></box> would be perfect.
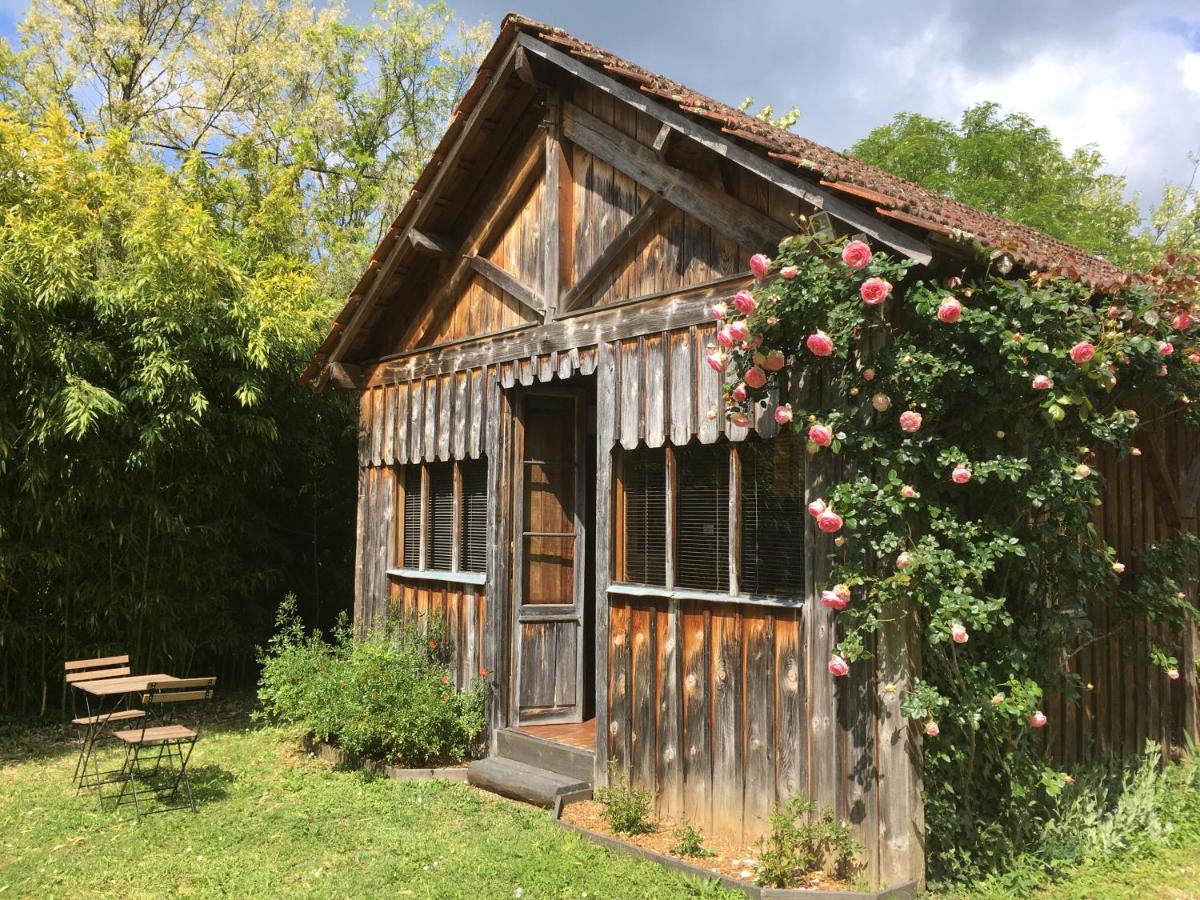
<box><xmin>0</xmin><ymin>698</ymin><xmax>731</xmax><ymax>899</ymax></box>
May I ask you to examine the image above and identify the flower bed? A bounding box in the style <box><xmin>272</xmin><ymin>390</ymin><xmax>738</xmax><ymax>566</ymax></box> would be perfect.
<box><xmin>553</xmin><ymin>794</ymin><xmax>917</xmax><ymax>899</ymax></box>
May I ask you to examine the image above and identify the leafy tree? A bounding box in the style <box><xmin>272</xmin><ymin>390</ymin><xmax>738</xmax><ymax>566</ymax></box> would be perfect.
<box><xmin>850</xmin><ymin>102</ymin><xmax>1145</xmax><ymax>265</ymax></box>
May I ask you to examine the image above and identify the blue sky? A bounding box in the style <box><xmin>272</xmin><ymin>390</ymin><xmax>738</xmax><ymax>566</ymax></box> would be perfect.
<box><xmin>5</xmin><ymin>0</ymin><xmax>1200</xmax><ymax>210</ymax></box>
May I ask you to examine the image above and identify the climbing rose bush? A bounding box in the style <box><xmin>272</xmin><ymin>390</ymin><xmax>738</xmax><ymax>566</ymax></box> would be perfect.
<box><xmin>710</xmin><ymin>228</ymin><xmax>1200</xmax><ymax>880</ymax></box>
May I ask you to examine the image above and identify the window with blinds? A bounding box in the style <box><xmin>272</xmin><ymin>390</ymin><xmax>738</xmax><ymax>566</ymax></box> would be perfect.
<box><xmin>675</xmin><ymin>443</ymin><xmax>730</xmax><ymax>592</ymax></box>
<box><xmin>461</xmin><ymin>459</ymin><xmax>488</xmax><ymax>573</ymax></box>
<box><xmin>740</xmin><ymin>433</ymin><xmax>805</xmax><ymax>596</ymax></box>
<box><xmin>426</xmin><ymin>462</ymin><xmax>455</xmax><ymax>570</ymax></box>
<box><xmin>402</xmin><ymin>466</ymin><xmax>422</xmax><ymax>568</ymax></box>
<box><xmin>622</xmin><ymin>448</ymin><xmax>667</xmax><ymax>586</ymax></box>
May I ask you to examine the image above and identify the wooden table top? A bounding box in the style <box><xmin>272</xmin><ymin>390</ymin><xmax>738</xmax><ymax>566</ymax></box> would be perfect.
<box><xmin>74</xmin><ymin>673</ymin><xmax>180</xmax><ymax>696</ymax></box>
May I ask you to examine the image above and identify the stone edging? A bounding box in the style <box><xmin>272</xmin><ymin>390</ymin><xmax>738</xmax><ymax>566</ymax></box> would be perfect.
<box><xmin>300</xmin><ymin>735</ymin><xmax>469</xmax><ymax>782</ymax></box>
<box><xmin>551</xmin><ymin>793</ymin><xmax>918</xmax><ymax>900</ymax></box>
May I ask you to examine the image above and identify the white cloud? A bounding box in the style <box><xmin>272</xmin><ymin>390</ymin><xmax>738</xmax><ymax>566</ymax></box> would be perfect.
<box><xmin>1182</xmin><ymin>52</ymin><xmax>1200</xmax><ymax>95</ymax></box>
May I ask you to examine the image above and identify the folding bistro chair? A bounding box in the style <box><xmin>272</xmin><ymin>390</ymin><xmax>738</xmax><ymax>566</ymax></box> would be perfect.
<box><xmin>111</xmin><ymin>677</ymin><xmax>216</xmax><ymax>820</ymax></box>
<box><xmin>64</xmin><ymin>655</ymin><xmax>145</xmax><ymax>789</ymax></box>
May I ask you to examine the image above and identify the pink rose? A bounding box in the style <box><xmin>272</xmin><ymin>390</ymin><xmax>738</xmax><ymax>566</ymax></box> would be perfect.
<box><xmin>728</xmin><ymin>320</ymin><xmax>750</xmax><ymax>342</ymax></box>
<box><xmin>717</xmin><ymin>327</ymin><xmax>736</xmax><ymax>348</ymax></box>
<box><xmin>763</xmin><ymin>349</ymin><xmax>786</xmax><ymax>372</ymax></box>
<box><xmin>1189</xmin><ymin>353</ymin><xmax>1200</xmax><ymax>365</ymax></box>
<box><xmin>900</xmin><ymin>485</ymin><xmax>916</xmax><ymax>498</ymax></box>
<box><xmin>821</xmin><ymin>589</ymin><xmax>847</xmax><ymax>611</ymax></box>
<box><xmin>709</xmin><ymin>302</ymin><xmax>728</xmax><ymax>320</ymax></box>
<box><xmin>807</xmin><ymin>499</ymin><xmax>827</xmax><ymax>518</ymax></box>
<box><xmin>924</xmin><ymin>721</ymin><xmax>940</xmax><ymax>737</ymax></box>
<box><xmin>780</xmin><ymin>265</ymin><xmax>799</xmax><ymax>280</ymax></box>
<box><xmin>863</xmin><ymin>368</ymin><xmax>875</xmax><ymax>382</ymax></box>
<box><xmin>951</xmin><ymin>624</ymin><xmax>969</xmax><ymax>644</ymax></box>
<box><xmin>841</xmin><ymin>240</ymin><xmax>872</xmax><ymax>270</ymax></box>
<box><xmin>1174</xmin><ymin>311</ymin><xmax>1192</xmax><ymax>331</ymax></box>
<box><xmin>806</xmin><ymin>331</ymin><xmax>834</xmax><ymax>357</ymax></box>
<box><xmin>733</xmin><ymin>290</ymin><xmax>756</xmax><ymax>315</ymax></box>
<box><xmin>937</xmin><ymin>297</ymin><xmax>963</xmax><ymax>323</ymax></box>
<box><xmin>731</xmin><ymin>383</ymin><xmax>748</xmax><ymax>402</ymax></box>
<box><xmin>834</xmin><ymin>583</ymin><xmax>851</xmax><ymax>605</ymax></box>
<box><xmin>730</xmin><ymin>411</ymin><xmax>751</xmax><ymax>428</ymax></box>
<box><xmin>1107</xmin><ymin>306</ymin><xmax>1121</xmax><ymax>319</ymax></box>
<box><xmin>774</xmin><ymin>404</ymin><xmax>793</xmax><ymax>425</ymax></box>
<box><xmin>1168</xmin><ymin>667</ymin><xmax>1181</xmax><ymax>681</ymax></box>
<box><xmin>1159</xmin><ymin>341</ymin><xmax>1175</xmax><ymax>356</ymax></box>
<box><xmin>1069</xmin><ymin>341</ymin><xmax>1095</xmax><ymax>364</ymax></box>
<box><xmin>859</xmin><ymin>277</ymin><xmax>891</xmax><ymax>305</ymax></box>
<box><xmin>1029</xmin><ymin>711</ymin><xmax>1048</xmax><ymax>728</ymax></box>
<box><xmin>706</xmin><ymin>352</ymin><xmax>729</xmax><ymax>372</ymax></box>
<box><xmin>816</xmin><ymin>509</ymin><xmax>843</xmax><ymax>533</ymax></box>
<box><xmin>951</xmin><ymin>466</ymin><xmax>971</xmax><ymax>484</ymax></box>
<box><xmin>899</xmin><ymin>410</ymin><xmax>923</xmax><ymax>433</ymax></box>
<box><xmin>1032</xmin><ymin>374</ymin><xmax>1052</xmax><ymax>390</ymax></box>
<box><xmin>896</xmin><ymin>551</ymin><xmax>911</xmax><ymax>570</ymax></box>
<box><xmin>808</xmin><ymin>424</ymin><xmax>833</xmax><ymax>447</ymax></box>
<box><xmin>1111</xmin><ymin>561</ymin><xmax>1125</xmax><ymax>574</ymax></box>
<box><xmin>828</xmin><ymin>655</ymin><xmax>850</xmax><ymax>677</ymax></box>
<box><xmin>744</xmin><ymin>366</ymin><xmax>767</xmax><ymax>389</ymax></box>
<box><xmin>749</xmin><ymin>253</ymin><xmax>771</xmax><ymax>280</ymax></box>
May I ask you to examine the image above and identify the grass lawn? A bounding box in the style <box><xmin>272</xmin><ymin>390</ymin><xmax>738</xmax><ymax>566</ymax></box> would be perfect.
<box><xmin>0</xmin><ymin>697</ymin><xmax>731</xmax><ymax>899</ymax></box>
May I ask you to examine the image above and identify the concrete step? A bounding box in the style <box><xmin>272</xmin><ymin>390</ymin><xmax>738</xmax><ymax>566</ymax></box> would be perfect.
<box><xmin>467</xmin><ymin>756</ymin><xmax>590</xmax><ymax>808</ymax></box>
<box><xmin>496</xmin><ymin>727</ymin><xmax>595</xmax><ymax>783</ymax></box>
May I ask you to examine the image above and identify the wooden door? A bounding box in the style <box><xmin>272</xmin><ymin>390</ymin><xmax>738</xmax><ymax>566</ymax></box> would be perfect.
<box><xmin>512</xmin><ymin>391</ymin><xmax>586</xmax><ymax>724</ymax></box>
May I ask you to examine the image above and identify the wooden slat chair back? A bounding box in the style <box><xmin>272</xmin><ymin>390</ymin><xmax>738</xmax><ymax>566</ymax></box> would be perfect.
<box><xmin>111</xmin><ymin>677</ymin><xmax>217</xmax><ymax>820</ymax></box>
<box><xmin>64</xmin><ymin>653</ymin><xmax>140</xmax><ymax>788</ymax></box>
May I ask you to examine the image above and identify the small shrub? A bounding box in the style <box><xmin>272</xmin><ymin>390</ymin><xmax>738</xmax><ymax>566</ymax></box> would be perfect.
<box><xmin>755</xmin><ymin>798</ymin><xmax>861</xmax><ymax>888</ymax></box>
<box><xmin>595</xmin><ymin>764</ymin><xmax>655</xmax><ymax>835</ymax></box>
<box><xmin>257</xmin><ymin>595</ymin><xmax>488</xmax><ymax>767</ymax></box>
<box><xmin>670</xmin><ymin>819</ymin><xmax>714</xmax><ymax>858</ymax></box>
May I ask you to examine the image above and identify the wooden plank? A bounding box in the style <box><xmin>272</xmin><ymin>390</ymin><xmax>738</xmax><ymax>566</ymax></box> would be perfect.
<box><xmin>681</xmin><ymin>601</ymin><xmax>712</xmax><ymax>831</ymax></box>
<box><xmin>631</xmin><ymin>601</ymin><xmax>656</xmax><ymax>792</ymax></box>
<box><xmin>696</xmin><ymin>324</ymin><xmax>722</xmax><ymax>444</ymax></box>
<box><xmin>468</xmin><ymin>368</ymin><xmax>485</xmax><ymax>459</ymax></box>
<box><xmin>437</xmin><ymin>374</ymin><xmax>453</xmax><ymax>462</ymax></box>
<box><xmin>424</xmin><ymin>376</ymin><xmax>438</xmax><ymax>463</ymax></box>
<box><xmin>409</xmin><ymin>228</ymin><xmax>457</xmax><ymax>255</ymax></box>
<box><xmin>620</xmin><ymin>339</ymin><xmax>642</xmax><ymax>450</ymax></box>
<box><xmin>353</xmin><ymin>466</ymin><xmax>367</xmax><ymax>630</ymax></box>
<box><xmin>409</xmin><ymin>379</ymin><xmax>425</xmax><ymax>464</ymax></box>
<box><xmin>657</xmin><ymin>598</ymin><xmax>683</xmax><ymax>819</ymax></box>
<box><xmin>395</xmin><ymin>381</ymin><xmax>409</xmax><ymax>464</ymax></box>
<box><xmin>562</xmin><ymin>195</ymin><xmax>666</xmax><ymax>311</ymax></box>
<box><xmin>452</xmin><ymin>373</ymin><xmax>469</xmax><ymax>461</ymax></box>
<box><xmin>742</xmin><ymin>607</ymin><xmax>774</xmax><ymax>839</ymax></box>
<box><xmin>542</xmin><ymin>91</ymin><xmax>563</xmax><ymax>319</ymax></box>
<box><xmin>519</xmin><ymin>34</ymin><xmax>933</xmax><ymax>265</ymax></box>
<box><xmin>711</xmin><ymin>604</ymin><xmax>743</xmax><ymax>842</ymax></box>
<box><xmin>609</xmin><ymin>598</ymin><xmax>632</xmax><ymax>772</ymax></box>
<box><xmin>482</xmin><ymin>370</ymin><xmax>507</xmax><ymax>746</ymax></box>
<box><xmin>357</xmin><ymin>390</ymin><xmax>371</xmax><ymax>468</ymax></box>
<box><xmin>669</xmin><ymin>328</ymin><xmax>695</xmax><ymax>446</ymax></box>
<box><xmin>370</xmin><ymin>387</ymin><xmax>385</xmax><ymax>466</ymax></box>
<box><xmin>643</xmin><ymin>333</ymin><xmax>666</xmax><ymax>448</ymax></box>
<box><xmin>594</xmin><ymin>340</ymin><xmax>617</xmax><ymax>785</ymax></box>
<box><xmin>846</xmin><ymin>627</ymin><xmax>879</xmax><ymax>884</ymax></box>
<box><xmin>381</xmin><ymin>386</ymin><xmax>397</xmax><ymax>466</ymax></box>
<box><xmin>775</xmin><ymin>608</ymin><xmax>806</xmax><ymax>804</ymax></box>
<box><xmin>562</xmin><ymin>101</ymin><xmax>789</xmax><ymax>254</ymax></box>
<box><xmin>468</xmin><ymin>255</ymin><xmax>545</xmax><ymax>317</ymax></box>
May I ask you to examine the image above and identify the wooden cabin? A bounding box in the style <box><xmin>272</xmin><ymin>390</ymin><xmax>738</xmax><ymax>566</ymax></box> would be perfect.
<box><xmin>302</xmin><ymin>16</ymin><xmax>1199</xmax><ymax>889</ymax></box>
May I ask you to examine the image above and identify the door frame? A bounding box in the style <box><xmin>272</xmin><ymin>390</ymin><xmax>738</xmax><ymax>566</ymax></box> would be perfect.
<box><xmin>509</xmin><ymin>386</ymin><xmax>589</xmax><ymax>725</ymax></box>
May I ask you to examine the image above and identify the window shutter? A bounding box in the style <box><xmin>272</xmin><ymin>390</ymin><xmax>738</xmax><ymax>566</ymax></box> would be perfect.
<box><xmin>427</xmin><ymin>463</ymin><xmax>455</xmax><ymax>571</ymax></box>
<box><xmin>675</xmin><ymin>443</ymin><xmax>729</xmax><ymax>592</ymax></box>
<box><xmin>402</xmin><ymin>466</ymin><xmax>422</xmax><ymax>567</ymax></box>
<box><xmin>740</xmin><ymin>432</ymin><xmax>806</xmax><ymax>596</ymax></box>
<box><xmin>621</xmin><ymin>448</ymin><xmax>667</xmax><ymax>585</ymax></box>
<box><xmin>461</xmin><ymin>459</ymin><xmax>488</xmax><ymax>573</ymax></box>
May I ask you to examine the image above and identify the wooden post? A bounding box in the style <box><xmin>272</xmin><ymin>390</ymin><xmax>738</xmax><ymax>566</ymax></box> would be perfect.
<box><xmin>594</xmin><ymin>340</ymin><xmax>617</xmax><ymax>787</ymax></box>
<box><xmin>541</xmin><ymin>91</ymin><xmax>562</xmax><ymax>321</ymax></box>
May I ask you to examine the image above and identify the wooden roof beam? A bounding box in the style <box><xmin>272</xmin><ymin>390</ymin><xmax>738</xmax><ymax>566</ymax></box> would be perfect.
<box><xmin>562</xmin><ymin>100</ymin><xmax>788</xmax><ymax>252</ymax></box>
<box><xmin>562</xmin><ymin>195</ymin><xmax>665</xmax><ymax>312</ymax></box>
<box><xmin>468</xmin><ymin>255</ymin><xmax>546</xmax><ymax>318</ymax></box>
<box><xmin>519</xmin><ymin>33</ymin><xmax>933</xmax><ymax>265</ymax></box>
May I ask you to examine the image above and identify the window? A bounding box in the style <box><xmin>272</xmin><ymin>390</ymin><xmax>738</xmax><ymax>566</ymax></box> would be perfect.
<box><xmin>615</xmin><ymin>436</ymin><xmax>805</xmax><ymax>600</ymax></box>
<box><xmin>396</xmin><ymin>458</ymin><xmax>488</xmax><ymax>576</ymax></box>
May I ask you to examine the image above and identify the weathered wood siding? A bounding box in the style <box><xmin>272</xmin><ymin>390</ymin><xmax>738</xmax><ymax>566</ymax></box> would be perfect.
<box><xmin>389</xmin><ymin>580</ymin><xmax>487</xmax><ymax>690</ymax></box>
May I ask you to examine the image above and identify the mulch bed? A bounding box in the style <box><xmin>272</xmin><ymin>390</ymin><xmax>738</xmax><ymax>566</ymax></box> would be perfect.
<box><xmin>559</xmin><ymin>798</ymin><xmax>854</xmax><ymax>891</ymax></box>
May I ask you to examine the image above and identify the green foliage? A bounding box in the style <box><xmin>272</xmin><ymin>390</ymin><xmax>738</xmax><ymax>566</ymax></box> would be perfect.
<box><xmin>754</xmin><ymin>798</ymin><xmax>861</xmax><ymax>887</ymax></box>
<box><xmin>257</xmin><ymin>596</ymin><xmax>488</xmax><ymax>766</ymax></box>
<box><xmin>849</xmin><ymin>102</ymin><xmax>1145</xmax><ymax>265</ymax></box>
<box><xmin>596</xmin><ymin>764</ymin><xmax>656</xmax><ymax>836</ymax></box>
<box><xmin>0</xmin><ymin>109</ymin><xmax>357</xmax><ymax>712</ymax></box>
<box><xmin>669</xmin><ymin>819</ymin><xmax>715</xmax><ymax>858</ymax></box>
<box><xmin>728</xmin><ymin>232</ymin><xmax>1200</xmax><ymax>884</ymax></box>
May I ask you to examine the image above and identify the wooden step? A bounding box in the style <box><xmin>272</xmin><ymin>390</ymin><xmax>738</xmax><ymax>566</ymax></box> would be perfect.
<box><xmin>497</xmin><ymin>728</ymin><xmax>595</xmax><ymax>783</ymax></box>
<box><xmin>467</xmin><ymin>757</ymin><xmax>590</xmax><ymax>808</ymax></box>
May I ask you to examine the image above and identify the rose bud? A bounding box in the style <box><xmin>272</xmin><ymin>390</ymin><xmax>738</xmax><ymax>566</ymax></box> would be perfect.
<box><xmin>717</xmin><ymin>327</ymin><xmax>736</xmax><ymax>348</ymax></box>
<box><xmin>899</xmin><ymin>410</ymin><xmax>923</xmax><ymax>433</ymax></box>
<box><xmin>1029</xmin><ymin>711</ymin><xmax>1048</xmax><ymax>728</ymax></box>
<box><xmin>709</xmin><ymin>302</ymin><xmax>728</xmax><ymax>320</ymax></box>
<box><xmin>990</xmin><ymin>693</ymin><xmax>1004</xmax><ymax>706</ymax></box>
<box><xmin>780</xmin><ymin>265</ymin><xmax>799</xmax><ymax>280</ymax></box>
<box><xmin>807</xmin><ymin>499</ymin><xmax>827</xmax><ymax>518</ymax></box>
<box><xmin>828</xmin><ymin>655</ymin><xmax>850</xmax><ymax>677</ymax></box>
<box><xmin>900</xmin><ymin>485</ymin><xmax>916</xmax><ymax>498</ymax></box>
<box><xmin>937</xmin><ymin>297</ymin><xmax>963</xmax><ymax>323</ymax></box>
<box><xmin>871</xmin><ymin>393</ymin><xmax>892</xmax><ymax>412</ymax></box>
<box><xmin>749</xmin><ymin>253</ymin><xmax>771</xmax><ymax>280</ymax></box>
<box><xmin>841</xmin><ymin>240</ymin><xmax>872</xmax><ymax>270</ymax></box>
<box><xmin>1111</xmin><ymin>561</ymin><xmax>1125</xmax><ymax>574</ymax></box>
<box><xmin>1160</xmin><ymin>341</ymin><xmax>1175</xmax><ymax>356</ymax></box>
<box><xmin>1174</xmin><ymin>311</ymin><xmax>1192</xmax><ymax>331</ymax></box>
<box><xmin>896</xmin><ymin>552</ymin><xmax>912</xmax><ymax>570</ymax></box>
<box><xmin>1189</xmin><ymin>353</ymin><xmax>1200</xmax><ymax>365</ymax></box>
<box><xmin>863</xmin><ymin>368</ymin><xmax>876</xmax><ymax>382</ymax></box>
<box><xmin>1032</xmin><ymin>374</ymin><xmax>1052</xmax><ymax>390</ymax></box>
<box><xmin>951</xmin><ymin>466</ymin><xmax>972</xmax><ymax>484</ymax></box>
<box><xmin>808</xmin><ymin>424</ymin><xmax>833</xmax><ymax>447</ymax></box>
<box><xmin>727</xmin><ymin>320</ymin><xmax>750</xmax><ymax>342</ymax></box>
<box><xmin>1168</xmin><ymin>668</ymin><xmax>1181</xmax><ymax>681</ymax></box>
<box><xmin>1075</xmin><ymin>464</ymin><xmax>1092</xmax><ymax>478</ymax></box>
<box><xmin>951</xmin><ymin>624</ymin><xmax>969</xmax><ymax>644</ymax></box>
<box><xmin>774</xmin><ymin>404</ymin><xmax>793</xmax><ymax>425</ymax></box>
<box><xmin>706</xmin><ymin>352</ymin><xmax>729</xmax><ymax>372</ymax></box>
<box><xmin>821</xmin><ymin>589</ymin><xmax>848</xmax><ymax>611</ymax></box>
<box><xmin>924</xmin><ymin>721</ymin><xmax>940</xmax><ymax>737</ymax></box>
<box><xmin>731</xmin><ymin>383</ymin><xmax>748</xmax><ymax>402</ymax></box>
